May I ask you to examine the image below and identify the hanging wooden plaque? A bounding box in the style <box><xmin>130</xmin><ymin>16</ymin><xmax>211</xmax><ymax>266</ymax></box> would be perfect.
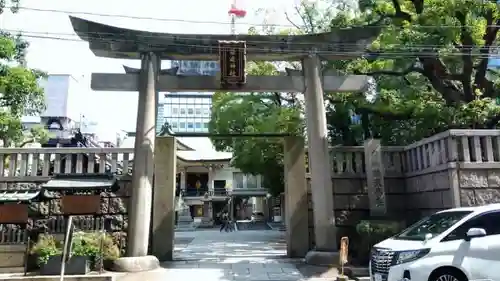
<box><xmin>0</xmin><ymin>204</ymin><xmax>28</xmax><ymax>223</ymax></box>
<box><xmin>219</xmin><ymin>40</ymin><xmax>246</xmax><ymax>86</ymax></box>
<box><xmin>61</xmin><ymin>195</ymin><xmax>101</xmax><ymax>215</ymax></box>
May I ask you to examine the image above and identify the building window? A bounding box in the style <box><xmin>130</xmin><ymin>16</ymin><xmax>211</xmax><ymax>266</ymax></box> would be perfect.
<box><xmin>195</xmin><ymin>122</ymin><xmax>201</xmax><ymax>129</ymax></box>
<box><xmin>203</xmin><ymin>108</ymin><xmax>210</xmax><ymax>116</ymax></box>
<box><xmin>203</xmin><ymin>122</ymin><xmax>209</xmax><ymax>128</ymax></box>
<box><xmin>195</xmin><ymin>108</ymin><xmax>201</xmax><ymax>115</ymax></box>
<box><xmin>179</xmin><ymin>122</ymin><xmax>186</xmax><ymax>128</ymax></box>
<box><xmin>180</xmin><ymin>108</ymin><xmax>186</xmax><ymax>115</ymax></box>
<box><xmin>171</xmin><ymin>122</ymin><xmax>178</xmax><ymax>128</ymax></box>
<box><xmin>187</xmin><ymin>108</ymin><xmax>194</xmax><ymax>115</ymax></box>
<box><xmin>172</xmin><ymin>108</ymin><xmax>178</xmax><ymax>115</ymax></box>
<box><xmin>233</xmin><ymin>173</ymin><xmax>244</xmax><ymax>189</ymax></box>
<box><xmin>247</xmin><ymin>175</ymin><xmax>258</xmax><ymax>189</ymax></box>
<box><xmin>187</xmin><ymin>122</ymin><xmax>193</xmax><ymax>129</ymax></box>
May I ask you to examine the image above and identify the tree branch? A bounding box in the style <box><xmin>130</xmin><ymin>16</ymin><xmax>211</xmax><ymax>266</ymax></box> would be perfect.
<box><xmin>408</xmin><ymin>0</ymin><xmax>424</xmax><ymax>14</ymax></box>
<box><xmin>354</xmin><ymin>65</ymin><xmax>423</xmax><ymax>76</ymax></box>
<box><xmin>455</xmin><ymin>11</ymin><xmax>474</xmax><ymax>102</ymax></box>
<box><xmin>390</xmin><ymin>0</ymin><xmax>412</xmax><ymax>22</ymax></box>
<box><xmin>19</xmin><ymin>139</ymin><xmax>33</xmax><ymax>148</ymax></box>
<box><xmin>475</xmin><ymin>10</ymin><xmax>500</xmax><ymax>96</ymax></box>
<box><xmin>418</xmin><ymin>55</ymin><xmax>463</xmax><ymax>104</ymax></box>
<box><xmin>284</xmin><ymin>12</ymin><xmax>302</xmax><ymax>31</ymax></box>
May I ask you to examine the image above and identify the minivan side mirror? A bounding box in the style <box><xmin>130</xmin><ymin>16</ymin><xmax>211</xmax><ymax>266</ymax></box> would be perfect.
<box><xmin>465</xmin><ymin>228</ymin><xmax>487</xmax><ymax>240</ymax></box>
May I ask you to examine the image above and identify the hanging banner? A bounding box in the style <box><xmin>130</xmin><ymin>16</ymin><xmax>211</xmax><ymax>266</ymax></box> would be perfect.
<box><xmin>219</xmin><ymin>40</ymin><xmax>246</xmax><ymax>86</ymax></box>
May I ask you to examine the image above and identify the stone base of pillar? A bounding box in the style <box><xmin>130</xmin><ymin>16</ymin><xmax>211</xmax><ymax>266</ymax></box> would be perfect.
<box><xmin>198</xmin><ymin>217</ymin><xmax>214</xmax><ymax>228</ymax></box>
<box><xmin>305</xmin><ymin>250</ymin><xmax>340</xmax><ymax>266</ymax></box>
<box><xmin>113</xmin><ymin>255</ymin><xmax>160</xmax><ymax>272</ymax></box>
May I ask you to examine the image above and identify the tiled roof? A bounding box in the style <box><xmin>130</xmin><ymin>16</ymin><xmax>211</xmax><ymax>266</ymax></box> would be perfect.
<box><xmin>41</xmin><ymin>174</ymin><xmax>119</xmax><ymax>191</ymax></box>
<box><xmin>0</xmin><ymin>190</ymin><xmax>41</xmax><ymax>202</ymax></box>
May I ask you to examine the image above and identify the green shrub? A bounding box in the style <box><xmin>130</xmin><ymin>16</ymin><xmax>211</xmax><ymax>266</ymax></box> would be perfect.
<box><xmin>30</xmin><ymin>232</ymin><xmax>120</xmax><ymax>268</ymax></box>
<box><xmin>72</xmin><ymin>232</ymin><xmax>120</xmax><ymax>262</ymax></box>
<box><xmin>353</xmin><ymin>220</ymin><xmax>402</xmax><ymax>265</ymax></box>
<box><xmin>30</xmin><ymin>234</ymin><xmax>62</xmax><ymax>266</ymax></box>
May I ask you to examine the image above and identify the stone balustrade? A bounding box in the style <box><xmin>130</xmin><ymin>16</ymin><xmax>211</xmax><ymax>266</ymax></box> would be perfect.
<box><xmin>403</xmin><ymin>129</ymin><xmax>500</xmax><ymax>175</ymax></box>
<box><xmin>0</xmin><ymin>148</ymin><xmax>134</xmax><ymax>181</ymax></box>
<box><xmin>2</xmin><ymin>130</ymin><xmax>499</xmax><ymax>182</ymax></box>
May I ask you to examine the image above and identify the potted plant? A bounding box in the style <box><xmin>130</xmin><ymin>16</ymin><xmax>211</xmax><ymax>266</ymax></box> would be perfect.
<box><xmin>30</xmin><ymin>232</ymin><xmax>120</xmax><ymax>275</ymax></box>
<box><xmin>72</xmin><ymin>232</ymin><xmax>120</xmax><ymax>271</ymax></box>
<box><xmin>30</xmin><ymin>234</ymin><xmax>62</xmax><ymax>268</ymax></box>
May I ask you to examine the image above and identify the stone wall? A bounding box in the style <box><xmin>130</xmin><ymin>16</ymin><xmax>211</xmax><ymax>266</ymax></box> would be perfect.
<box><xmin>459</xmin><ymin>168</ymin><xmax>500</xmax><ymax>206</ymax></box>
<box><xmin>305</xmin><ymin>130</ymin><xmax>500</xmax><ymax>250</ymax></box>
<box><xmin>0</xmin><ymin>177</ymin><xmax>132</xmax><ymax>269</ymax></box>
<box><xmin>404</xmin><ymin>168</ymin><xmax>456</xmax><ymax>221</ymax></box>
<box><xmin>306</xmin><ymin>175</ymin><xmax>407</xmax><ymax>248</ymax></box>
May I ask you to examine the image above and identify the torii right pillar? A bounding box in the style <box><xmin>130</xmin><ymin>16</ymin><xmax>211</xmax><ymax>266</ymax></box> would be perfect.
<box><xmin>303</xmin><ymin>54</ymin><xmax>338</xmax><ymax>265</ymax></box>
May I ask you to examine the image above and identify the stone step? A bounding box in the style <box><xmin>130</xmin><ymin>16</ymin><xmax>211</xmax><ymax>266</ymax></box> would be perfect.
<box><xmin>235</xmin><ymin>221</ymin><xmax>272</xmax><ymax>231</ymax></box>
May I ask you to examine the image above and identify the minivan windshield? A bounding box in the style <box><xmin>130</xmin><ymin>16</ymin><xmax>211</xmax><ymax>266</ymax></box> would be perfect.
<box><xmin>394</xmin><ymin>211</ymin><xmax>472</xmax><ymax>241</ymax></box>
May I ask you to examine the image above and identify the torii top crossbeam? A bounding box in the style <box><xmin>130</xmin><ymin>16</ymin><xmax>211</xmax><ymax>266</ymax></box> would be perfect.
<box><xmin>69</xmin><ymin>16</ymin><xmax>380</xmax><ymax>61</ymax></box>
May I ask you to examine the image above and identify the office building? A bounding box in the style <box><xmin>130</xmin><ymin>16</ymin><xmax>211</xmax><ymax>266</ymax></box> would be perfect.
<box><xmin>156</xmin><ymin>60</ymin><xmax>219</xmax><ymax>133</ymax></box>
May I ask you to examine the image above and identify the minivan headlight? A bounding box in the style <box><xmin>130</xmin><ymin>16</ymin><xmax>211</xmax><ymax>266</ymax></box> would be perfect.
<box><xmin>394</xmin><ymin>249</ymin><xmax>430</xmax><ymax>265</ymax></box>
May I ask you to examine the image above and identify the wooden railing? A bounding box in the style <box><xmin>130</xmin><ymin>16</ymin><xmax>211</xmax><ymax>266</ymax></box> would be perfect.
<box><xmin>0</xmin><ymin>148</ymin><xmax>134</xmax><ymax>181</ymax></box>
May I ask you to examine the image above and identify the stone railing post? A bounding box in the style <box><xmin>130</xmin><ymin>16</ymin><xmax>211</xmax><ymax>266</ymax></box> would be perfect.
<box><xmin>284</xmin><ymin>136</ymin><xmax>309</xmax><ymax>258</ymax></box>
<box><xmin>152</xmin><ymin>136</ymin><xmax>177</xmax><ymax>260</ymax></box>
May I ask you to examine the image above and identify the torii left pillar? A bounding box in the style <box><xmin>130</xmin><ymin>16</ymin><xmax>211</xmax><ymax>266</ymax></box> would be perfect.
<box><xmin>113</xmin><ymin>52</ymin><xmax>161</xmax><ymax>272</ymax></box>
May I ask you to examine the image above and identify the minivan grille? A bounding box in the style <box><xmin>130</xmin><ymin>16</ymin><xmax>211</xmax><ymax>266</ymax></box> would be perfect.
<box><xmin>370</xmin><ymin>248</ymin><xmax>394</xmax><ymax>277</ymax></box>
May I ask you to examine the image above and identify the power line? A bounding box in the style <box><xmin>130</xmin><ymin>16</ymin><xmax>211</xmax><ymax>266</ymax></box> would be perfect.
<box><xmin>10</xmin><ymin>6</ymin><xmax>500</xmax><ymax>30</ymax></box>
<box><xmin>11</xmin><ymin>6</ymin><xmax>293</xmax><ymax>28</ymax></box>
<box><xmin>12</xmin><ymin>32</ymin><xmax>500</xmax><ymax>59</ymax></box>
<box><xmin>4</xmin><ymin>28</ymin><xmax>500</xmax><ymax>53</ymax></box>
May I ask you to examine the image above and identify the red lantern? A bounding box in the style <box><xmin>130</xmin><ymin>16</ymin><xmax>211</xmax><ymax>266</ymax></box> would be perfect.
<box><xmin>228</xmin><ymin>8</ymin><xmax>247</xmax><ymax>18</ymax></box>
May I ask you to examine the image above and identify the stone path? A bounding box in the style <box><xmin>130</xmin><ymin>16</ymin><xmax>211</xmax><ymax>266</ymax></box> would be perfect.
<box><xmin>166</xmin><ymin>230</ymin><xmax>303</xmax><ymax>281</ymax></box>
<box><xmin>117</xmin><ymin>230</ymin><xmax>342</xmax><ymax>281</ymax></box>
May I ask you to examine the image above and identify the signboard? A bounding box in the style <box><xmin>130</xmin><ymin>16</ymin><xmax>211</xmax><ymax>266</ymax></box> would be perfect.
<box><xmin>0</xmin><ymin>204</ymin><xmax>28</xmax><ymax>223</ymax></box>
<box><xmin>364</xmin><ymin>139</ymin><xmax>387</xmax><ymax>216</ymax></box>
<box><xmin>219</xmin><ymin>40</ymin><xmax>246</xmax><ymax>86</ymax></box>
<box><xmin>61</xmin><ymin>195</ymin><xmax>101</xmax><ymax>215</ymax></box>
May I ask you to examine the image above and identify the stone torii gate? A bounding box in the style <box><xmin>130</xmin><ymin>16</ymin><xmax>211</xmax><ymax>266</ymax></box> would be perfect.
<box><xmin>70</xmin><ymin>16</ymin><xmax>379</xmax><ymax>270</ymax></box>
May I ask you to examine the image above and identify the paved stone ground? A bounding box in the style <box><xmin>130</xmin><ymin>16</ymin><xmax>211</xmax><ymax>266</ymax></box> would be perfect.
<box><xmin>117</xmin><ymin>230</ymin><xmax>342</xmax><ymax>281</ymax></box>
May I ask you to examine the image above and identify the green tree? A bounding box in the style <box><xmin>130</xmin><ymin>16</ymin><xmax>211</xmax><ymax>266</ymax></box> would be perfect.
<box><xmin>333</xmin><ymin>0</ymin><xmax>500</xmax><ymax>145</ymax></box>
<box><xmin>209</xmin><ymin>62</ymin><xmax>302</xmax><ymax>195</ymax></box>
<box><xmin>286</xmin><ymin>0</ymin><xmax>500</xmax><ymax>146</ymax></box>
<box><xmin>0</xmin><ymin>1</ymin><xmax>47</xmax><ymax>147</ymax></box>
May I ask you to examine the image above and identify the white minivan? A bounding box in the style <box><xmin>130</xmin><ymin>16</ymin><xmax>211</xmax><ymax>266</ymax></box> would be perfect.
<box><xmin>370</xmin><ymin>204</ymin><xmax>500</xmax><ymax>281</ymax></box>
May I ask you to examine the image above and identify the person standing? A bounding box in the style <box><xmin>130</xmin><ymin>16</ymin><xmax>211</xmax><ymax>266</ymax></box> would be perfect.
<box><xmin>220</xmin><ymin>212</ymin><xmax>228</xmax><ymax>232</ymax></box>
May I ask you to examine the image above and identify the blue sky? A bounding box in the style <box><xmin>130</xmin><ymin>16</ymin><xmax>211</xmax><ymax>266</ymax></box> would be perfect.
<box><xmin>1</xmin><ymin>0</ymin><xmax>300</xmax><ymax>142</ymax></box>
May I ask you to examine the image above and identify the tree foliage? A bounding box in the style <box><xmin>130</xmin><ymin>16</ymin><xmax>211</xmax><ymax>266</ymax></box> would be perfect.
<box><xmin>209</xmin><ymin>62</ymin><xmax>302</xmax><ymax>195</ymax></box>
<box><xmin>211</xmin><ymin>0</ymin><xmax>500</xmax><ymax>193</ymax></box>
<box><xmin>0</xmin><ymin>1</ymin><xmax>47</xmax><ymax>147</ymax></box>
<box><xmin>321</xmin><ymin>0</ymin><xmax>500</xmax><ymax>145</ymax></box>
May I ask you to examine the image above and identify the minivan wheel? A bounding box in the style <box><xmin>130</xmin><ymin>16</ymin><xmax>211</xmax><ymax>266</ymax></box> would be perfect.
<box><xmin>429</xmin><ymin>268</ymin><xmax>467</xmax><ymax>281</ymax></box>
<box><xmin>435</xmin><ymin>274</ymin><xmax>460</xmax><ymax>281</ymax></box>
